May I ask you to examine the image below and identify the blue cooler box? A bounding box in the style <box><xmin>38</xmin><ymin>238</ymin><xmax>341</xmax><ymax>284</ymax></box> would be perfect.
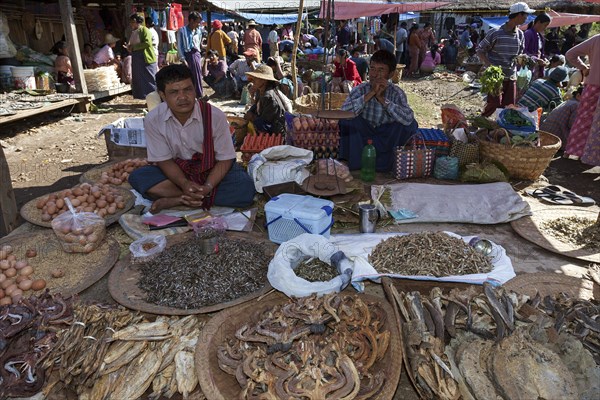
<box><xmin>265</xmin><ymin>194</ymin><xmax>334</xmax><ymax>244</ymax></box>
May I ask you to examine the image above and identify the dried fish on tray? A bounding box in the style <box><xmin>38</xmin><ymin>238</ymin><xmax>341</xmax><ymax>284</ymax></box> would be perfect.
<box><xmin>384</xmin><ymin>281</ymin><xmax>600</xmax><ymax>400</ymax></box>
<box><xmin>137</xmin><ymin>236</ymin><xmax>272</xmax><ymax>309</ymax></box>
<box><xmin>369</xmin><ymin>231</ymin><xmax>494</xmax><ymax>277</ymax></box>
<box><xmin>541</xmin><ymin>216</ymin><xmax>600</xmax><ymax>251</ymax></box>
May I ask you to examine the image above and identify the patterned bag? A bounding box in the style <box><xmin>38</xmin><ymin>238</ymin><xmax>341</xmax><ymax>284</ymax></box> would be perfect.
<box><xmin>393</xmin><ymin>134</ymin><xmax>435</xmax><ymax>180</ymax></box>
<box><xmin>449</xmin><ymin>137</ymin><xmax>479</xmax><ymax>167</ymax></box>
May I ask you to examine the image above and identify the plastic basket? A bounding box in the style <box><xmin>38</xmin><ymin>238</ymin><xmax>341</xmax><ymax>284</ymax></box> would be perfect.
<box><xmin>478</xmin><ymin>130</ymin><xmax>561</xmax><ymax>180</ymax></box>
<box><xmin>265</xmin><ymin>194</ymin><xmax>334</xmax><ymax>244</ymax></box>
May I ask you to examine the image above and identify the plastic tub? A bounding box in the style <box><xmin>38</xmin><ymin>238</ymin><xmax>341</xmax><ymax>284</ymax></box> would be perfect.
<box><xmin>0</xmin><ymin>65</ymin><xmax>13</xmax><ymax>90</ymax></box>
<box><xmin>11</xmin><ymin>66</ymin><xmax>36</xmax><ymax>90</ymax></box>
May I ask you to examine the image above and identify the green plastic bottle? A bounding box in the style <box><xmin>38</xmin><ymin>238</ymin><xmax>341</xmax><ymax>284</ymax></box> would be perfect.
<box><xmin>360</xmin><ymin>139</ymin><xmax>376</xmax><ymax>182</ymax></box>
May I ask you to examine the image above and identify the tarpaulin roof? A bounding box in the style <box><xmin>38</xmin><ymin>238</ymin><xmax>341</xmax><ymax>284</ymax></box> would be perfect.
<box><xmin>482</xmin><ymin>9</ymin><xmax>600</xmax><ymax>30</ymax></box>
<box><xmin>319</xmin><ymin>1</ymin><xmax>450</xmax><ymax>19</ymax></box>
<box><xmin>201</xmin><ymin>12</ymin><xmax>236</xmax><ymax>22</ymax></box>
<box><xmin>236</xmin><ymin>12</ymin><xmax>309</xmax><ymax>25</ymax></box>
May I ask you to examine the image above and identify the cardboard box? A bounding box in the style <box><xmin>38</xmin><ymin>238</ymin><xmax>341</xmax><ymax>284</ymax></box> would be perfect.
<box><xmin>98</xmin><ymin>117</ymin><xmax>147</xmax><ymax>160</ymax></box>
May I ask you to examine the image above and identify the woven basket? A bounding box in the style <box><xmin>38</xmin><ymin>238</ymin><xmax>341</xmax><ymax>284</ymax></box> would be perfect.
<box><xmin>294</xmin><ymin>93</ymin><xmax>348</xmax><ymax>114</ymax></box>
<box><xmin>478</xmin><ymin>130</ymin><xmax>561</xmax><ymax>180</ymax></box>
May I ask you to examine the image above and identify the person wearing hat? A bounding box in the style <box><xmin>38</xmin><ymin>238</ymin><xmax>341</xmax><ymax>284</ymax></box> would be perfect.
<box><xmin>128</xmin><ymin>64</ymin><xmax>255</xmax><ymax>213</ymax></box>
<box><xmin>517</xmin><ymin>66</ymin><xmax>567</xmax><ymax>112</ymax></box>
<box><xmin>331</xmin><ymin>49</ymin><xmax>362</xmax><ymax>93</ymax></box>
<box><xmin>340</xmin><ymin>49</ymin><xmax>418</xmax><ymax>172</ymax></box>
<box><xmin>313</xmin><ymin>26</ymin><xmax>324</xmax><ymax>46</ymax></box>
<box><xmin>268</xmin><ymin>24</ymin><xmax>279</xmax><ymax>57</ymax></box>
<box><xmin>244</xmin><ymin>20</ymin><xmax>262</xmax><ymax>62</ymax></box>
<box><xmin>229</xmin><ymin>48</ymin><xmax>259</xmax><ymax>94</ymax></box>
<box><xmin>207</xmin><ymin>20</ymin><xmax>232</xmax><ymax>60</ymax></box>
<box><xmin>177</xmin><ymin>11</ymin><xmax>204</xmax><ymax>98</ymax></box>
<box><xmin>243</xmin><ymin>64</ymin><xmax>291</xmax><ymax>135</ymax></box>
<box><xmin>93</xmin><ymin>33</ymin><xmax>120</xmax><ymax>66</ymax></box>
<box><xmin>477</xmin><ymin>2</ymin><xmax>535</xmax><ymax>116</ymax></box>
<box><xmin>128</xmin><ymin>14</ymin><xmax>158</xmax><ymax>100</ymax></box>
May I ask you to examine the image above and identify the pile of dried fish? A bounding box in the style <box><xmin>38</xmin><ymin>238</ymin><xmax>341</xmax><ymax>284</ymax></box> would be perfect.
<box><xmin>388</xmin><ymin>283</ymin><xmax>600</xmax><ymax>400</ymax></box>
<box><xmin>541</xmin><ymin>216</ymin><xmax>600</xmax><ymax>250</ymax></box>
<box><xmin>218</xmin><ymin>294</ymin><xmax>390</xmax><ymax>399</ymax></box>
<box><xmin>43</xmin><ymin>304</ymin><xmax>205</xmax><ymax>399</ymax></box>
<box><xmin>138</xmin><ymin>237</ymin><xmax>271</xmax><ymax>309</ymax></box>
<box><xmin>0</xmin><ymin>291</ymin><xmax>73</xmax><ymax>398</ymax></box>
<box><xmin>294</xmin><ymin>258</ymin><xmax>339</xmax><ymax>282</ymax></box>
<box><xmin>370</xmin><ymin>232</ymin><xmax>493</xmax><ymax>276</ymax></box>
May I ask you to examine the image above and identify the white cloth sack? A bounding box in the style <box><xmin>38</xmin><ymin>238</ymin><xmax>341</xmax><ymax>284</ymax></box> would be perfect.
<box><xmin>373</xmin><ymin>182</ymin><xmax>531</xmax><ymax>224</ymax></box>
<box><xmin>247</xmin><ymin>145</ymin><xmax>313</xmax><ymax>193</ymax></box>
<box><xmin>329</xmin><ymin>232</ymin><xmax>516</xmax><ymax>285</ymax></box>
<box><xmin>268</xmin><ymin>233</ymin><xmax>371</xmax><ymax>297</ymax></box>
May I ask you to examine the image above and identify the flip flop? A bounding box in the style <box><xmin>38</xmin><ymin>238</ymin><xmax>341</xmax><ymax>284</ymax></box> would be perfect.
<box><xmin>525</xmin><ymin>188</ymin><xmax>560</xmax><ymax>199</ymax></box>
<box><xmin>562</xmin><ymin>191</ymin><xmax>596</xmax><ymax>206</ymax></box>
<box><xmin>539</xmin><ymin>193</ymin><xmax>575</xmax><ymax>205</ymax></box>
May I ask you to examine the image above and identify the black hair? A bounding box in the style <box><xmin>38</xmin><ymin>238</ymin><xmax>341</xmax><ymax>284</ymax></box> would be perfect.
<box><xmin>424</xmin><ymin>22</ymin><xmax>432</xmax><ymax>28</ymax></box>
<box><xmin>430</xmin><ymin>44</ymin><xmax>439</xmax><ymax>54</ymax></box>
<box><xmin>370</xmin><ymin>49</ymin><xmax>396</xmax><ymax>73</ymax></box>
<box><xmin>549</xmin><ymin>55</ymin><xmax>563</xmax><ymax>64</ymax></box>
<box><xmin>337</xmin><ymin>49</ymin><xmax>349</xmax><ymax>58</ymax></box>
<box><xmin>508</xmin><ymin>12</ymin><xmax>526</xmax><ymax>20</ymax></box>
<box><xmin>130</xmin><ymin>14</ymin><xmax>144</xmax><ymax>24</ymax></box>
<box><xmin>400</xmin><ymin>22</ymin><xmax>407</xmax><ymax>28</ymax></box>
<box><xmin>84</xmin><ymin>42</ymin><xmax>93</xmax><ymax>50</ymax></box>
<box><xmin>266</xmin><ymin>57</ymin><xmax>277</xmax><ymax>67</ymax></box>
<box><xmin>351</xmin><ymin>48</ymin><xmax>361</xmax><ymax>55</ymax></box>
<box><xmin>51</xmin><ymin>41</ymin><xmax>67</xmax><ymax>55</ymax></box>
<box><xmin>206</xmin><ymin>49</ymin><xmax>218</xmax><ymax>58</ymax></box>
<box><xmin>573</xmin><ymin>84</ymin><xmax>584</xmax><ymax>97</ymax></box>
<box><xmin>145</xmin><ymin>17</ymin><xmax>155</xmax><ymax>27</ymax></box>
<box><xmin>156</xmin><ymin>64</ymin><xmax>193</xmax><ymax>93</ymax></box>
<box><xmin>188</xmin><ymin>11</ymin><xmax>201</xmax><ymax>21</ymax></box>
<box><xmin>534</xmin><ymin>13</ymin><xmax>552</xmax><ymax>25</ymax></box>
<box><xmin>409</xmin><ymin>25</ymin><xmax>419</xmax><ymax>33</ymax></box>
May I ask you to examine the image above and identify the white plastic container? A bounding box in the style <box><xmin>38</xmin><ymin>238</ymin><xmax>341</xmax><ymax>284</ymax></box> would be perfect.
<box><xmin>11</xmin><ymin>66</ymin><xmax>36</xmax><ymax>89</ymax></box>
<box><xmin>0</xmin><ymin>65</ymin><xmax>13</xmax><ymax>90</ymax></box>
<box><xmin>265</xmin><ymin>193</ymin><xmax>334</xmax><ymax>244</ymax></box>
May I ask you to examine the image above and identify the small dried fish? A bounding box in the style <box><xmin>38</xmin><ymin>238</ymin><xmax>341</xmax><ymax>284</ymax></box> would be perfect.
<box><xmin>100</xmin><ymin>341</ymin><xmax>148</xmax><ymax>376</ymax></box>
<box><xmin>541</xmin><ymin>217</ymin><xmax>600</xmax><ymax>250</ymax></box>
<box><xmin>175</xmin><ymin>350</ymin><xmax>197</xmax><ymax>399</ymax></box>
<box><xmin>294</xmin><ymin>257</ymin><xmax>339</xmax><ymax>282</ymax></box>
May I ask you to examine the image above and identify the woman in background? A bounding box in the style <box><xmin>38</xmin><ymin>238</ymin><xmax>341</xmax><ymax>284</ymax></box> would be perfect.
<box><xmin>420</xmin><ymin>44</ymin><xmax>441</xmax><ymax>74</ymax></box>
<box><xmin>52</xmin><ymin>41</ymin><xmax>74</xmax><ymax>87</ymax></box>
<box><xmin>524</xmin><ymin>13</ymin><xmax>552</xmax><ymax>80</ymax></box>
<box><xmin>128</xmin><ymin>14</ymin><xmax>157</xmax><ymax>99</ymax></box>
<box><xmin>407</xmin><ymin>25</ymin><xmax>422</xmax><ymax>76</ymax></box>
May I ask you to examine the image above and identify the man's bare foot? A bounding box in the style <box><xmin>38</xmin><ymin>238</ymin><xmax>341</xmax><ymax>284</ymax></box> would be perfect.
<box><xmin>150</xmin><ymin>197</ymin><xmax>183</xmax><ymax>213</ymax></box>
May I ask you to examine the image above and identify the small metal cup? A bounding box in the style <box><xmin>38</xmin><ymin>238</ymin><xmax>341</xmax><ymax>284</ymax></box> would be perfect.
<box><xmin>199</xmin><ymin>236</ymin><xmax>219</xmax><ymax>254</ymax></box>
<box><xmin>359</xmin><ymin>204</ymin><xmax>380</xmax><ymax>233</ymax></box>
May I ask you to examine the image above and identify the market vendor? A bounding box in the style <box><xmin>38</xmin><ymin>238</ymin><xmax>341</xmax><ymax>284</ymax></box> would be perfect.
<box><xmin>517</xmin><ymin>66</ymin><xmax>567</xmax><ymax>112</ymax></box>
<box><xmin>128</xmin><ymin>64</ymin><xmax>255</xmax><ymax>212</ymax></box>
<box><xmin>339</xmin><ymin>49</ymin><xmax>418</xmax><ymax>172</ymax></box>
<box><xmin>51</xmin><ymin>41</ymin><xmax>74</xmax><ymax>88</ymax></box>
<box><xmin>331</xmin><ymin>49</ymin><xmax>362</xmax><ymax>93</ymax></box>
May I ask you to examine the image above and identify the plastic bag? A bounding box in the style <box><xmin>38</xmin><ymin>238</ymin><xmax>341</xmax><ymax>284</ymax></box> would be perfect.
<box><xmin>316</xmin><ymin>159</ymin><xmax>352</xmax><ymax>182</ymax></box>
<box><xmin>190</xmin><ymin>217</ymin><xmax>227</xmax><ymax>238</ymax></box>
<box><xmin>496</xmin><ymin>108</ymin><xmax>536</xmax><ymax>137</ymax></box>
<box><xmin>247</xmin><ymin>145</ymin><xmax>313</xmax><ymax>193</ymax></box>
<box><xmin>129</xmin><ymin>234</ymin><xmax>167</xmax><ymax>263</ymax></box>
<box><xmin>516</xmin><ymin>66</ymin><xmax>532</xmax><ymax>90</ymax></box>
<box><xmin>267</xmin><ymin>233</ymin><xmax>354</xmax><ymax>297</ymax></box>
<box><xmin>51</xmin><ymin>210</ymin><xmax>106</xmax><ymax>253</ymax></box>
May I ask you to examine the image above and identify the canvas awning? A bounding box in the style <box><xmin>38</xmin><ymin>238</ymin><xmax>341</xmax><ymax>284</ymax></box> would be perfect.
<box><xmin>482</xmin><ymin>9</ymin><xmax>600</xmax><ymax>30</ymax></box>
<box><xmin>236</xmin><ymin>12</ymin><xmax>309</xmax><ymax>25</ymax></box>
<box><xmin>319</xmin><ymin>1</ymin><xmax>450</xmax><ymax>20</ymax></box>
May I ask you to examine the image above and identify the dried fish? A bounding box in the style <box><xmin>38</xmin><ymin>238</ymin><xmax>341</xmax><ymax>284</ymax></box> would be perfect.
<box><xmin>175</xmin><ymin>350</ymin><xmax>197</xmax><ymax>399</ymax></box>
<box><xmin>370</xmin><ymin>232</ymin><xmax>493</xmax><ymax>276</ymax></box>
<box><xmin>108</xmin><ymin>346</ymin><xmax>162</xmax><ymax>399</ymax></box>
<box><xmin>109</xmin><ymin>320</ymin><xmax>170</xmax><ymax>342</ymax></box>
<box><xmin>541</xmin><ymin>217</ymin><xmax>600</xmax><ymax>250</ymax></box>
<box><xmin>294</xmin><ymin>257</ymin><xmax>339</xmax><ymax>282</ymax></box>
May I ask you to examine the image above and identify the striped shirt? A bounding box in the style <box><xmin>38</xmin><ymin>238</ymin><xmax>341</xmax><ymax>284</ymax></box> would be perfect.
<box><xmin>477</xmin><ymin>24</ymin><xmax>524</xmax><ymax>76</ymax></box>
<box><xmin>177</xmin><ymin>25</ymin><xmax>202</xmax><ymax>60</ymax></box>
<box><xmin>517</xmin><ymin>79</ymin><xmax>562</xmax><ymax>112</ymax></box>
<box><xmin>342</xmin><ymin>82</ymin><xmax>414</xmax><ymax>128</ymax></box>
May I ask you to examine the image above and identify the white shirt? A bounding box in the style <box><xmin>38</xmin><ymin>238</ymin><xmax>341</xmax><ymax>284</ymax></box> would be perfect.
<box><xmin>93</xmin><ymin>44</ymin><xmax>114</xmax><ymax>65</ymax></box>
<box><xmin>149</xmin><ymin>27</ymin><xmax>160</xmax><ymax>56</ymax></box>
<box><xmin>268</xmin><ymin>30</ymin><xmax>279</xmax><ymax>45</ymax></box>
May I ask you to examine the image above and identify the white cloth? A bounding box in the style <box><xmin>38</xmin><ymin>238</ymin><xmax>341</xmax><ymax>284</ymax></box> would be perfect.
<box><xmin>373</xmin><ymin>182</ymin><xmax>531</xmax><ymax>224</ymax></box>
<box><xmin>93</xmin><ymin>44</ymin><xmax>114</xmax><ymax>65</ymax></box>
<box><xmin>247</xmin><ymin>145</ymin><xmax>313</xmax><ymax>193</ymax></box>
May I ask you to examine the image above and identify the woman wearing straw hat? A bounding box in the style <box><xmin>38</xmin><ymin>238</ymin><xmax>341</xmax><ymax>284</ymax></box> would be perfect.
<box><xmin>127</xmin><ymin>14</ymin><xmax>157</xmax><ymax>99</ymax></box>
<box><xmin>93</xmin><ymin>33</ymin><xmax>120</xmax><ymax>67</ymax></box>
<box><xmin>243</xmin><ymin>64</ymin><xmax>291</xmax><ymax>135</ymax></box>
<box><xmin>244</xmin><ymin>20</ymin><xmax>262</xmax><ymax>62</ymax></box>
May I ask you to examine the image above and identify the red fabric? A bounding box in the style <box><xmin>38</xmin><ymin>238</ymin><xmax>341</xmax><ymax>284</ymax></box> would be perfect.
<box><xmin>333</xmin><ymin>59</ymin><xmax>362</xmax><ymax>86</ymax></box>
<box><xmin>482</xmin><ymin>80</ymin><xmax>517</xmax><ymax>118</ymax></box>
<box><xmin>174</xmin><ymin>100</ymin><xmax>217</xmax><ymax>209</ymax></box>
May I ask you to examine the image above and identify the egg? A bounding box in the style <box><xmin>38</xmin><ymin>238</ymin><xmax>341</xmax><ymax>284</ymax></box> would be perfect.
<box><xmin>0</xmin><ymin>288</ymin><xmax>4</xmax><ymax>299</ymax></box>
<box><xmin>26</xmin><ymin>249</ymin><xmax>37</xmax><ymax>258</ymax></box>
<box><xmin>4</xmin><ymin>268</ymin><xmax>16</xmax><ymax>278</ymax></box>
<box><xmin>51</xmin><ymin>269</ymin><xmax>65</xmax><ymax>278</ymax></box>
<box><xmin>5</xmin><ymin>283</ymin><xmax>18</xmax><ymax>296</ymax></box>
<box><xmin>96</xmin><ymin>199</ymin><xmax>107</xmax><ymax>209</ymax></box>
<box><xmin>73</xmin><ymin>188</ymin><xmax>84</xmax><ymax>196</ymax></box>
<box><xmin>19</xmin><ymin>266</ymin><xmax>34</xmax><ymax>276</ymax></box>
<box><xmin>0</xmin><ymin>260</ymin><xmax>9</xmax><ymax>270</ymax></box>
<box><xmin>16</xmin><ymin>275</ymin><xmax>28</xmax><ymax>284</ymax></box>
<box><xmin>18</xmin><ymin>280</ymin><xmax>32</xmax><ymax>291</ymax></box>
<box><xmin>70</xmin><ymin>199</ymin><xmax>81</xmax><ymax>207</ymax></box>
<box><xmin>15</xmin><ymin>260</ymin><xmax>28</xmax><ymax>270</ymax></box>
<box><xmin>0</xmin><ymin>273</ymin><xmax>5</xmax><ymax>283</ymax></box>
<box><xmin>11</xmin><ymin>289</ymin><xmax>23</xmax><ymax>302</ymax></box>
<box><xmin>47</xmin><ymin>204</ymin><xmax>57</xmax><ymax>215</ymax></box>
<box><xmin>1</xmin><ymin>279</ymin><xmax>13</xmax><ymax>290</ymax></box>
<box><xmin>31</xmin><ymin>279</ymin><xmax>46</xmax><ymax>291</ymax></box>
<box><xmin>42</xmin><ymin>213</ymin><xmax>52</xmax><ymax>222</ymax></box>
<box><xmin>7</xmin><ymin>254</ymin><xmax>16</xmax><ymax>262</ymax></box>
<box><xmin>56</xmin><ymin>198</ymin><xmax>65</xmax><ymax>209</ymax></box>
<box><xmin>0</xmin><ymin>297</ymin><xmax>11</xmax><ymax>306</ymax></box>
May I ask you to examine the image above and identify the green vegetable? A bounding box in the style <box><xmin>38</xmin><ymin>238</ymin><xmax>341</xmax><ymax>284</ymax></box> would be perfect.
<box><xmin>480</xmin><ymin>66</ymin><xmax>504</xmax><ymax>96</ymax></box>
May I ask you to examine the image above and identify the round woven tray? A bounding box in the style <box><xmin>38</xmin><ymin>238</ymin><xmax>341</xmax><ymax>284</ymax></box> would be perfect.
<box><xmin>108</xmin><ymin>231</ymin><xmax>276</xmax><ymax>315</ymax></box>
<box><xmin>0</xmin><ymin>231</ymin><xmax>119</xmax><ymax>297</ymax></box>
<box><xmin>510</xmin><ymin>206</ymin><xmax>599</xmax><ymax>263</ymax></box>
<box><xmin>294</xmin><ymin>92</ymin><xmax>349</xmax><ymax>114</ymax></box>
<box><xmin>478</xmin><ymin>130</ymin><xmax>561</xmax><ymax>180</ymax></box>
<box><xmin>504</xmin><ymin>272</ymin><xmax>598</xmax><ymax>300</ymax></box>
<box><xmin>79</xmin><ymin>160</ymin><xmax>137</xmax><ymax>189</ymax></box>
<box><xmin>195</xmin><ymin>291</ymin><xmax>403</xmax><ymax>400</ymax></box>
<box><xmin>20</xmin><ymin>186</ymin><xmax>135</xmax><ymax>228</ymax></box>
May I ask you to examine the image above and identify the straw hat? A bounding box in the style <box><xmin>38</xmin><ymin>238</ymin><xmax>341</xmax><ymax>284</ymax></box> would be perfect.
<box><xmin>245</xmin><ymin>64</ymin><xmax>279</xmax><ymax>82</ymax></box>
<box><xmin>247</xmin><ymin>19</ymin><xmax>258</xmax><ymax>26</ymax></box>
<box><xmin>104</xmin><ymin>33</ymin><xmax>120</xmax><ymax>44</ymax></box>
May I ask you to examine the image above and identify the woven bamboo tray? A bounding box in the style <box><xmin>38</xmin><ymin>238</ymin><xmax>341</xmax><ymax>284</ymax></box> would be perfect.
<box><xmin>504</xmin><ymin>272</ymin><xmax>598</xmax><ymax>300</ymax></box>
<box><xmin>0</xmin><ymin>231</ymin><xmax>119</xmax><ymax>297</ymax></box>
<box><xmin>478</xmin><ymin>130</ymin><xmax>561</xmax><ymax>180</ymax></box>
<box><xmin>294</xmin><ymin>92</ymin><xmax>349</xmax><ymax>114</ymax></box>
<box><xmin>20</xmin><ymin>186</ymin><xmax>134</xmax><ymax>228</ymax></box>
<box><xmin>196</xmin><ymin>290</ymin><xmax>403</xmax><ymax>400</ymax></box>
<box><xmin>108</xmin><ymin>231</ymin><xmax>276</xmax><ymax>315</ymax></box>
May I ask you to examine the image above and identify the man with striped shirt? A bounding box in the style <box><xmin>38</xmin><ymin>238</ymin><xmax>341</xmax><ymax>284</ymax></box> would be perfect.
<box><xmin>518</xmin><ymin>66</ymin><xmax>567</xmax><ymax>112</ymax></box>
<box><xmin>477</xmin><ymin>2</ymin><xmax>535</xmax><ymax>116</ymax></box>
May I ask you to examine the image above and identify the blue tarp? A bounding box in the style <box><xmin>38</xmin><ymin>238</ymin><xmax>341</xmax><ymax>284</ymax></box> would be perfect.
<box><xmin>201</xmin><ymin>12</ymin><xmax>236</xmax><ymax>22</ymax></box>
<box><xmin>481</xmin><ymin>15</ymin><xmax>535</xmax><ymax>30</ymax></box>
<box><xmin>236</xmin><ymin>12</ymin><xmax>308</xmax><ymax>25</ymax></box>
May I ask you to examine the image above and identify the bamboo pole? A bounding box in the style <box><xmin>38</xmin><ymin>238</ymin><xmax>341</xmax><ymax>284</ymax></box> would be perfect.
<box><xmin>291</xmin><ymin>0</ymin><xmax>305</xmax><ymax>100</ymax></box>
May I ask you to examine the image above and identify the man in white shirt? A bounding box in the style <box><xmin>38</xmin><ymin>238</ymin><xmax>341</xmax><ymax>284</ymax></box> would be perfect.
<box><xmin>268</xmin><ymin>24</ymin><xmax>279</xmax><ymax>57</ymax></box>
<box><xmin>229</xmin><ymin>48</ymin><xmax>258</xmax><ymax>92</ymax></box>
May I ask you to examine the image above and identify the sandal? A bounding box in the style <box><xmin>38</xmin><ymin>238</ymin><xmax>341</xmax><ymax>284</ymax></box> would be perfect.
<box><xmin>539</xmin><ymin>193</ymin><xmax>575</xmax><ymax>205</ymax></box>
<box><xmin>561</xmin><ymin>191</ymin><xmax>596</xmax><ymax>206</ymax></box>
<box><xmin>525</xmin><ymin>188</ymin><xmax>561</xmax><ymax>199</ymax></box>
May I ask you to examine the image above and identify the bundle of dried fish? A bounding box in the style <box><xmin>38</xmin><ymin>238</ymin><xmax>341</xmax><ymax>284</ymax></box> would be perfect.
<box><xmin>137</xmin><ymin>237</ymin><xmax>271</xmax><ymax>309</ymax></box>
<box><xmin>541</xmin><ymin>216</ymin><xmax>600</xmax><ymax>250</ymax></box>
<box><xmin>370</xmin><ymin>232</ymin><xmax>493</xmax><ymax>277</ymax></box>
<box><xmin>217</xmin><ymin>294</ymin><xmax>390</xmax><ymax>399</ymax></box>
<box><xmin>388</xmin><ymin>282</ymin><xmax>600</xmax><ymax>400</ymax></box>
<box><xmin>294</xmin><ymin>257</ymin><xmax>339</xmax><ymax>282</ymax></box>
<box><xmin>0</xmin><ymin>291</ymin><xmax>73</xmax><ymax>399</ymax></box>
<box><xmin>44</xmin><ymin>309</ymin><xmax>205</xmax><ymax>399</ymax></box>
